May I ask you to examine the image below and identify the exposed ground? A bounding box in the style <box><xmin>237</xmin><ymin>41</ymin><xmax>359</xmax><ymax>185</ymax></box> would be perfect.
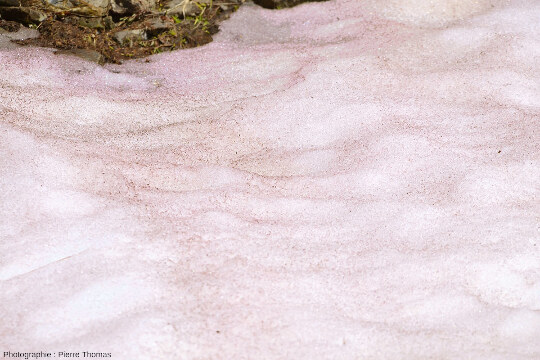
<box><xmin>0</xmin><ymin>0</ymin><xmax>325</xmax><ymax>63</ymax></box>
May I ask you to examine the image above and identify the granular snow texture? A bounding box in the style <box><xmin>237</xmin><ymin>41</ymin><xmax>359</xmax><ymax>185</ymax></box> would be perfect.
<box><xmin>1</xmin><ymin>0</ymin><xmax>539</xmax><ymax>359</ymax></box>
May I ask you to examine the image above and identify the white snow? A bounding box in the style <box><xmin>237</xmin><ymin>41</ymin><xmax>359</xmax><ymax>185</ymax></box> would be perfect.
<box><xmin>1</xmin><ymin>0</ymin><xmax>539</xmax><ymax>358</ymax></box>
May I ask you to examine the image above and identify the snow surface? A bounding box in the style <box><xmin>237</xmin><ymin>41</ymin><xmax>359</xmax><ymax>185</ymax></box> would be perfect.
<box><xmin>1</xmin><ymin>0</ymin><xmax>539</xmax><ymax>358</ymax></box>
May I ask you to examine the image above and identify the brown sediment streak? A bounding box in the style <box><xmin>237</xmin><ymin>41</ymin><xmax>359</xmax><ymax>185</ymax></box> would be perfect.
<box><xmin>1</xmin><ymin>0</ymin><xmax>540</xmax><ymax>358</ymax></box>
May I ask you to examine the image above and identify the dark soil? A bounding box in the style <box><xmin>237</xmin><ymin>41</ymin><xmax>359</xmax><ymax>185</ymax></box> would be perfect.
<box><xmin>252</xmin><ymin>0</ymin><xmax>326</xmax><ymax>9</ymax></box>
<box><xmin>2</xmin><ymin>0</ymin><xmax>325</xmax><ymax>64</ymax></box>
<box><xmin>0</xmin><ymin>19</ymin><xmax>22</xmax><ymax>31</ymax></box>
<box><xmin>14</xmin><ymin>2</ymin><xmax>234</xmax><ymax>64</ymax></box>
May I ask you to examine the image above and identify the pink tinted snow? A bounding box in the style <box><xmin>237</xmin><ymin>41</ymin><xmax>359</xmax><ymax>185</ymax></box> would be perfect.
<box><xmin>1</xmin><ymin>0</ymin><xmax>539</xmax><ymax>358</ymax></box>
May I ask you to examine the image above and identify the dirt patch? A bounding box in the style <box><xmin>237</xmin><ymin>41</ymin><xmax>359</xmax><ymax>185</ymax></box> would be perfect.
<box><xmin>14</xmin><ymin>2</ymin><xmax>236</xmax><ymax>63</ymax></box>
<box><xmin>2</xmin><ymin>0</ymin><xmax>326</xmax><ymax>63</ymax></box>
<box><xmin>252</xmin><ymin>0</ymin><xmax>326</xmax><ymax>9</ymax></box>
<box><xmin>0</xmin><ymin>19</ymin><xmax>22</xmax><ymax>31</ymax></box>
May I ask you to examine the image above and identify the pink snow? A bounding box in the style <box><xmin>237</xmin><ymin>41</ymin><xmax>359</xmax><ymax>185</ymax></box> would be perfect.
<box><xmin>1</xmin><ymin>0</ymin><xmax>539</xmax><ymax>358</ymax></box>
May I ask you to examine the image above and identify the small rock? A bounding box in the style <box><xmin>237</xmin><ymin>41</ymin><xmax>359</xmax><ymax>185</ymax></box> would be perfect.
<box><xmin>0</xmin><ymin>7</ymin><xmax>47</xmax><ymax>25</ymax></box>
<box><xmin>110</xmin><ymin>0</ymin><xmax>156</xmax><ymax>15</ymax></box>
<box><xmin>64</xmin><ymin>15</ymin><xmax>114</xmax><ymax>29</ymax></box>
<box><xmin>103</xmin><ymin>16</ymin><xmax>115</xmax><ymax>29</ymax></box>
<box><xmin>46</xmin><ymin>0</ymin><xmax>110</xmax><ymax>16</ymax></box>
<box><xmin>83</xmin><ymin>0</ymin><xmax>109</xmax><ymax>9</ymax></box>
<box><xmin>144</xmin><ymin>17</ymin><xmax>172</xmax><ymax>37</ymax></box>
<box><xmin>55</xmin><ymin>48</ymin><xmax>104</xmax><ymax>64</ymax></box>
<box><xmin>113</xmin><ymin>28</ymin><xmax>147</xmax><ymax>44</ymax></box>
<box><xmin>0</xmin><ymin>19</ymin><xmax>21</xmax><ymax>31</ymax></box>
